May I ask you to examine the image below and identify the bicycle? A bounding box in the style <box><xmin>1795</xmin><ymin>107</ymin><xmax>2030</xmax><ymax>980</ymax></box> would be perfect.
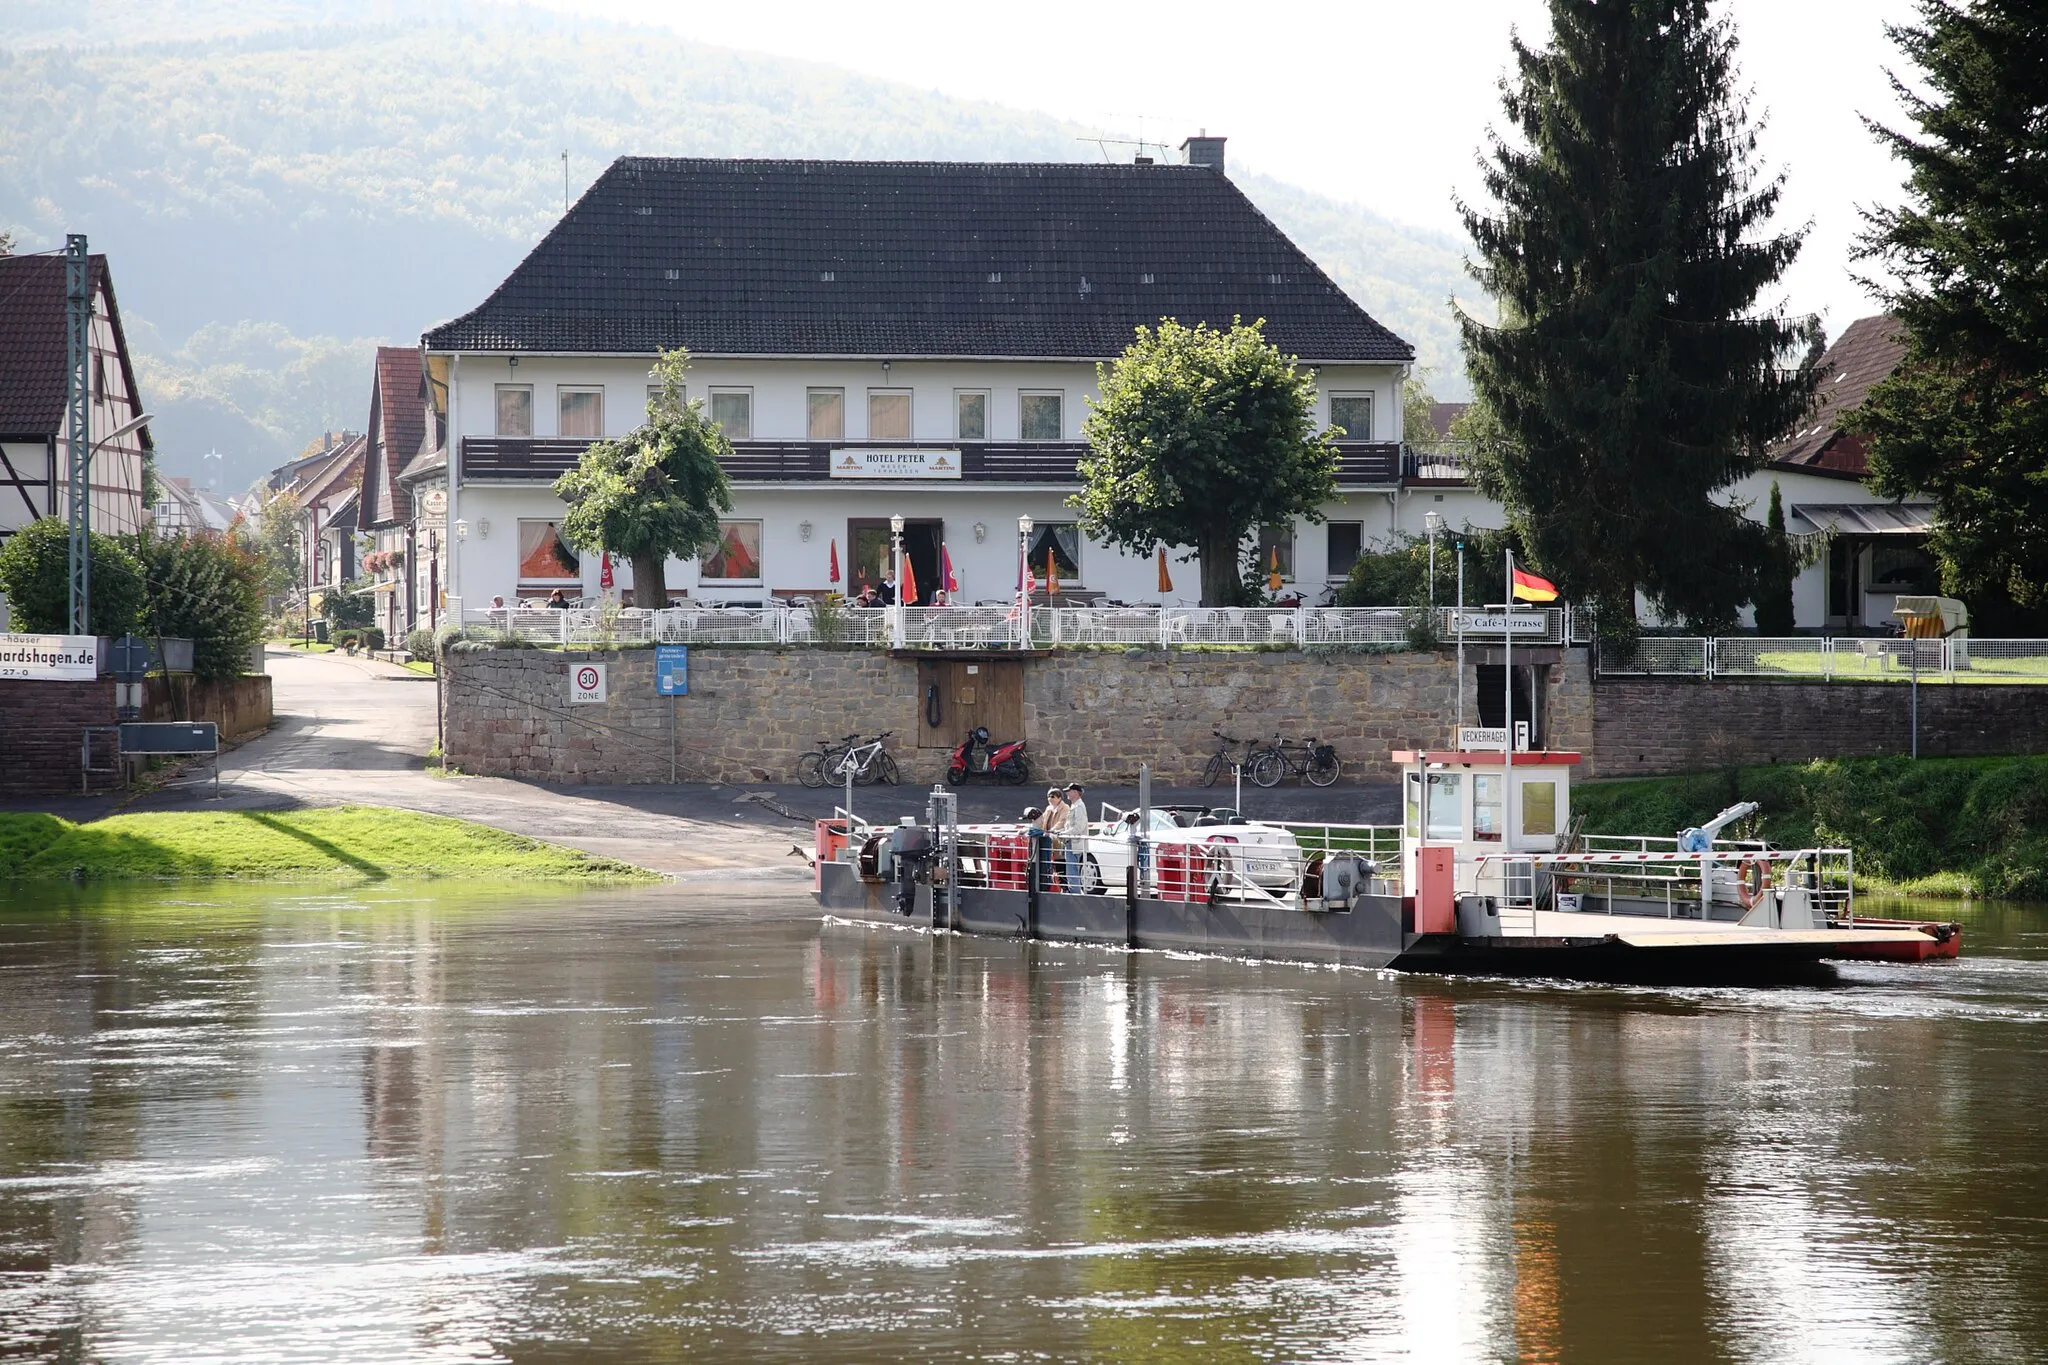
<box><xmin>797</xmin><ymin>732</ymin><xmax>860</xmax><ymax>788</ymax></box>
<box><xmin>831</xmin><ymin>732</ymin><xmax>900</xmax><ymax>787</ymax></box>
<box><xmin>1200</xmin><ymin>730</ymin><xmax>1266</xmax><ymax>788</ymax></box>
<box><xmin>1251</xmin><ymin>734</ymin><xmax>1341</xmax><ymax>788</ymax></box>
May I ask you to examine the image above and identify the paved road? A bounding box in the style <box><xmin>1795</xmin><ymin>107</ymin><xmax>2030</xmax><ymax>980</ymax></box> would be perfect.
<box><xmin>25</xmin><ymin>648</ymin><xmax>1397</xmax><ymax>879</ymax></box>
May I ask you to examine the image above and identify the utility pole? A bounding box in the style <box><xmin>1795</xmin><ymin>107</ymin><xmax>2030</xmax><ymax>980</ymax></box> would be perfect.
<box><xmin>65</xmin><ymin>236</ymin><xmax>93</xmax><ymax>635</ymax></box>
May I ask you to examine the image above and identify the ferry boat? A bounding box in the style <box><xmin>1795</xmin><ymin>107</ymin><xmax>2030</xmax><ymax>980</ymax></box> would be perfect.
<box><xmin>811</xmin><ymin>746</ymin><xmax>1960</xmax><ymax>983</ymax></box>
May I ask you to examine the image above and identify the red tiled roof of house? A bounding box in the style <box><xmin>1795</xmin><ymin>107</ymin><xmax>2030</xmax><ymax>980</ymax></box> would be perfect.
<box><xmin>1769</xmin><ymin>315</ymin><xmax>1905</xmax><ymax>478</ymax></box>
<box><xmin>360</xmin><ymin>346</ymin><xmax>426</xmax><ymax>529</ymax></box>
<box><xmin>0</xmin><ymin>252</ymin><xmax>151</xmax><ymax>446</ymax></box>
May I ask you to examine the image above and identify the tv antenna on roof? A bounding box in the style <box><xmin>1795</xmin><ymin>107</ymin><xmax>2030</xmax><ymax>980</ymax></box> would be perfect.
<box><xmin>561</xmin><ymin>150</ymin><xmax>569</xmax><ymax>215</ymax></box>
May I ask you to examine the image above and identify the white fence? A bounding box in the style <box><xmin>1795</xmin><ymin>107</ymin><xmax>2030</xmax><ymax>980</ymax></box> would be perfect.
<box><xmin>1599</xmin><ymin>636</ymin><xmax>2048</xmax><ymax>684</ymax></box>
<box><xmin>447</xmin><ymin>603</ymin><xmax>1529</xmax><ymax>651</ymax></box>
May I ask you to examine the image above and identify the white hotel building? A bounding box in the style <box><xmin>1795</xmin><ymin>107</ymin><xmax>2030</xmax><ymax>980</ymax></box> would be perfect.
<box><xmin>422</xmin><ymin>141</ymin><xmax>1431</xmax><ymax>610</ymax></box>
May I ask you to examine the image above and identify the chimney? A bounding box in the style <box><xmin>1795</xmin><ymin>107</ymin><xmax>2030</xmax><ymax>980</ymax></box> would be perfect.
<box><xmin>1181</xmin><ymin>134</ymin><xmax>1227</xmax><ymax>176</ymax></box>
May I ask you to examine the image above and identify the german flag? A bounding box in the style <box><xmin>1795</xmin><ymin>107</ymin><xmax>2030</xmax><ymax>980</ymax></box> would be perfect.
<box><xmin>1512</xmin><ymin>567</ymin><xmax>1559</xmax><ymax>602</ymax></box>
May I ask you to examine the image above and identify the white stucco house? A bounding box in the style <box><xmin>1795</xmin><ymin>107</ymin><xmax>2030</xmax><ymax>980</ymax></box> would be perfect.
<box><xmin>420</xmin><ymin>140</ymin><xmax>1429</xmax><ymax>610</ymax></box>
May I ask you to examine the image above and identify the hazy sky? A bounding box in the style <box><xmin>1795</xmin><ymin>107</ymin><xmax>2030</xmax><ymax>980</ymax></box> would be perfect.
<box><xmin>511</xmin><ymin>0</ymin><xmax>1920</xmax><ymax>342</ymax></box>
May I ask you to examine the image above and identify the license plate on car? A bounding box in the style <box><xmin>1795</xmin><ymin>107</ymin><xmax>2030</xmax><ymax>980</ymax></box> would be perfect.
<box><xmin>1247</xmin><ymin>859</ymin><xmax>1287</xmax><ymax>877</ymax></box>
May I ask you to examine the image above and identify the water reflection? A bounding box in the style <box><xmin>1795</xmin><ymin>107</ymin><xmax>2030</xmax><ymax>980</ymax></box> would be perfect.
<box><xmin>0</xmin><ymin>883</ymin><xmax>2044</xmax><ymax>1362</ymax></box>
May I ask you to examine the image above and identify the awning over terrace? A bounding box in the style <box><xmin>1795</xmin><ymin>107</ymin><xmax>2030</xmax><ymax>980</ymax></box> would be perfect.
<box><xmin>1791</xmin><ymin>502</ymin><xmax>1935</xmax><ymax>536</ymax></box>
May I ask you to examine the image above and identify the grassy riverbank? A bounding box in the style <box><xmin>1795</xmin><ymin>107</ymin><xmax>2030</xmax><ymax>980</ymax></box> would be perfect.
<box><xmin>0</xmin><ymin>807</ymin><xmax>657</xmax><ymax>884</ymax></box>
<box><xmin>1574</xmin><ymin>755</ymin><xmax>2048</xmax><ymax>899</ymax></box>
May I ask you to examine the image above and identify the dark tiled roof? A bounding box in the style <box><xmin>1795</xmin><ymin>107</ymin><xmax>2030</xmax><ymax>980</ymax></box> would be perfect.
<box><xmin>422</xmin><ymin>158</ymin><xmax>1413</xmax><ymax>363</ymax></box>
<box><xmin>1770</xmin><ymin>316</ymin><xmax>1905</xmax><ymax>477</ymax></box>
<box><xmin>1426</xmin><ymin>402</ymin><xmax>1469</xmax><ymax>440</ymax></box>
<box><xmin>0</xmin><ymin>253</ymin><xmax>150</xmax><ymax>445</ymax></box>
<box><xmin>360</xmin><ymin>346</ymin><xmax>426</xmax><ymax>529</ymax></box>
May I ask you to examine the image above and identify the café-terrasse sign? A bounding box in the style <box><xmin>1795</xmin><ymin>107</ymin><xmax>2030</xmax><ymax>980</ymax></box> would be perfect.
<box><xmin>829</xmin><ymin>448</ymin><xmax>962</xmax><ymax>480</ymax></box>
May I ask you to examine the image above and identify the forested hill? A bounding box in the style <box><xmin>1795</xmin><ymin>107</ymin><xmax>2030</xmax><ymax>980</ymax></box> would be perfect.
<box><xmin>0</xmin><ymin>0</ymin><xmax>1476</xmax><ymax>489</ymax></box>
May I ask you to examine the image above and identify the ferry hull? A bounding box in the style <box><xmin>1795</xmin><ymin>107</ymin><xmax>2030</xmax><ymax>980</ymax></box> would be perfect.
<box><xmin>816</xmin><ymin>862</ymin><xmax>1935</xmax><ymax>983</ymax></box>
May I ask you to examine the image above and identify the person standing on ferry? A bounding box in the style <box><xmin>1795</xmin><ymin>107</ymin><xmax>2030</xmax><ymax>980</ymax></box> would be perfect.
<box><xmin>1034</xmin><ymin>788</ymin><xmax>1067</xmax><ymax>890</ymax></box>
<box><xmin>1063</xmin><ymin>784</ymin><xmax>1090</xmax><ymax>893</ymax></box>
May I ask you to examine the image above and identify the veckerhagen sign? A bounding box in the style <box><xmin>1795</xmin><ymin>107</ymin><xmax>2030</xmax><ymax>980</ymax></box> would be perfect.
<box><xmin>828</xmin><ymin>448</ymin><xmax>962</xmax><ymax>480</ymax></box>
<box><xmin>0</xmin><ymin>633</ymin><xmax>99</xmax><ymax>682</ymax></box>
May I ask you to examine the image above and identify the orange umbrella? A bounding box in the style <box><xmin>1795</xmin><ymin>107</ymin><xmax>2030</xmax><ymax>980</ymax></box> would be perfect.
<box><xmin>1046</xmin><ymin>546</ymin><xmax>1060</xmax><ymax>596</ymax></box>
<box><xmin>1156</xmin><ymin>545</ymin><xmax>1173</xmax><ymax>594</ymax></box>
<box><xmin>900</xmin><ymin>548</ymin><xmax>919</xmax><ymax>606</ymax></box>
<box><xmin>1267</xmin><ymin>545</ymin><xmax>1283</xmax><ymax>593</ymax></box>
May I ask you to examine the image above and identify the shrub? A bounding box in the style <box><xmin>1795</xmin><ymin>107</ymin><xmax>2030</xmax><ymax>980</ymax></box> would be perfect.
<box><xmin>404</xmin><ymin>626</ymin><xmax>436</xmax><ymax>660</ymax></box>
<box><xmin>0</xmin><ymin>516</ymin><xmax>147</xmax><ymax>635</ymax></box>
<box><xmin>133</xmin><ymin>531</ymin><xmax>268</xmax><ymax>680</ymax></box>
<box><xmin>320</xmin><ymin>580</ymin><xmax>376</xmax><ymax>629</ymax></box>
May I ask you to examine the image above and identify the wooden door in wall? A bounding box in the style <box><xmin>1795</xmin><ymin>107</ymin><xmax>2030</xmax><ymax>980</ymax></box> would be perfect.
<box><xmin>916</xmin><ymin>658</ymin><xmax>1024</xmax><ymax>750</ymax></box>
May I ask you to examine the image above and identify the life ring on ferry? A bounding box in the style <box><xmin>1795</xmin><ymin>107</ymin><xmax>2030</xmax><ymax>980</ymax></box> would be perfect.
<box><xmin>1736</xmin><ymin>856</ymin><xmax>1768</xmax><ymax>910</ymax></box>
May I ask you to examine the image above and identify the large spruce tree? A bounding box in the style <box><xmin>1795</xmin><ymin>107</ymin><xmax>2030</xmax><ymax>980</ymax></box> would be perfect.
<box><xmin>1459</xmin><ymin>0</ymin><xmax>1820</xmax><ymax>630</ymax></box>
<box><xmin>1852</xmin><ymin>1</ymin><xmax>2048</xmax><ymax>625</ymax></box>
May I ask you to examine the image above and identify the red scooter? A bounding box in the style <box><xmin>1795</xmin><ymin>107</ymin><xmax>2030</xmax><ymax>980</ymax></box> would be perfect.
<box><xmin>946</xmin><ymin>726</ymin><xmax>1031</xmax><ymax>785</ymax></box>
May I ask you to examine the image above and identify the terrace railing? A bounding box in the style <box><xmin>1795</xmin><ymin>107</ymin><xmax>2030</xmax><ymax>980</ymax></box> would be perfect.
<box><xmin>1596</xmin><ymin>635</ymin><xmax>2048</xmax><ymax>683</ymax></box>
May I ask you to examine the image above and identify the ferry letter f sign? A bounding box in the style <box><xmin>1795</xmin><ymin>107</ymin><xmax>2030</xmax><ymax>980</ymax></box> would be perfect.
<box><xmin>569</xmin><ymin>663</ymin><xmax>608</xmax><ymax>705</ymax></box>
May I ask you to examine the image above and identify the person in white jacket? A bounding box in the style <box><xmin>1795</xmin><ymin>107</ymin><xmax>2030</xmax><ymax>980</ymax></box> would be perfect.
<box><xmin>1063</xmin><ymin>784</ymin><xmax>1090</xmax><ymax>893</ymax></box>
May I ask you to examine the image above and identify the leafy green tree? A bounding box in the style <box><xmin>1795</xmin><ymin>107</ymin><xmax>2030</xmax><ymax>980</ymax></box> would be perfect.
<box><xmin>133</xmin><ymin>532</ymin><xmax>268</xmax><ymax>680</ymax></box>
<box><xmin>1753</xmin><ymin>481</ymin><xmax>1797</xmax><ymax>635</ymax></box>
<box><xmin>250</xmin><ymin>487</ymin><xmax>304</xmax><ymax>603</ymax></box>
<box><xmin>1077</xmin><ymin>319</ymin><xmax>1336</xmax><ymax>606</ymax></box>
<box><xmin>1851</xmin><ymin>0</ymin><xmax>2048</xmax><ymax>620</ymax></box>
<box><xmin>1402</xmin><ymin>370</ymin><xmax>1439</xmax><ymax>445</ymax></box>
<box><xmin>320</xmin><ymin>580</ymin><xmax>376</xmax><ymax>631</ymax></box>
<box><xmin>552</xmin><ymin>349</ymin><xmax>733</xmax><ymax>605</ymax></box>
<box><xmin>0</xmin><ymin>516</ymin><xmax>146</xmax><ymax>635</ymax></box>
<box><xmin>1458</xmin><ymin>0</ymin><xmax>1821</xmax><ymax>631</ymax></box>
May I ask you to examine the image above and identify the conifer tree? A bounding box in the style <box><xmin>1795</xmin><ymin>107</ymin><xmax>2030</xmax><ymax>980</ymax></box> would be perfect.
<box><xmin>1753</xmin><ymin>481</ymin><xmax>1797</xmax><ymax>636</ymax></box>
<box><xmin>1851</xmin><ymin>1</ymin><xmax>2048</xmax><ymax>622</ymax></box>
<box><xmin>1459</xmin><ymin>0</ymin><xmax>1820</xmax><ymax>631</ymax></box>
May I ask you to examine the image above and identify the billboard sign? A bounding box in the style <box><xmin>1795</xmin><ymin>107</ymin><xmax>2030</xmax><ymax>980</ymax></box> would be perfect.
<box><xmin>0</xmin><ymin>634</ymin><xmax>99</xmax><ymax>681</ymax></box>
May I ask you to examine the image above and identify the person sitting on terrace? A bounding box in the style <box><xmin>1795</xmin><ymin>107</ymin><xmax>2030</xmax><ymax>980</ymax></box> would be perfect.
<box><xmin>490</xmin><ymin>595</ymin><xmax>507</xmax><ymax>609</ymax></box>
<box><xmin>854</xmin><ymin>584</ymin><xmax>881</xmax><ymax>608</ymax></box>
<box><xmin>546</xmin><ymin>589</ymin><xmax>570</xmax><ymax>610</ymax></box>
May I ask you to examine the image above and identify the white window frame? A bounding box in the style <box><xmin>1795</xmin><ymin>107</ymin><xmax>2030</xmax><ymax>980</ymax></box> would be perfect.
<box><xmin>701</xmin><ymin>519</ymin><xmax>765</xmax><ymax>585</ymax></box>
<box><xmin>1328</xmin><ymin>391</ymin><xmax>1374</xmax><ymax>441</ymax></box>
<box><xmin>556</xmin><ymin>386</ymin><xmax>606</xmax><ymax>440</ymax></box>
<box><xmin>867</xmin><ymin>389</ymin><xmax>914</xmax><ymax>442</ymax></box>
<box><xmin>1019</xmin><ymin>390</ymin><xmax>1064</xmax><ymax>442</ymax></box>
<box><xmin>807</xmin><ymin>388</ymin><xmax>846</xmax><ymax>441</ymax></box>
<box><xmin>494</xmin><ymin>384</ymin><xmax>534</xmax><ymax>437</ymax></box>
<box><xmin>954</xmin><ymin>389</ymin><xmax>990</xmax><ymax>442</ymax></box>
<box><xmin>709</xmin><ymin>388</ymin><xmax>753</xmax><ymax>440</ymax></box>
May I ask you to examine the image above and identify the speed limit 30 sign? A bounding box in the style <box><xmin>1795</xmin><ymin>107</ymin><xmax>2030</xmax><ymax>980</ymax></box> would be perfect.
<box><xmin>568</xmin><ymin>662</ymin><xmax>608</xmax><ymax>704</ymax></box>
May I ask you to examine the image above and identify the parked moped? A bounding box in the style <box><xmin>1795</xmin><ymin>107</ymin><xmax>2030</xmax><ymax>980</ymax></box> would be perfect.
<box><xmin>946</xmin><ymin>726</ymin><xmax>1031</xmax><ymax>785</ymax></box>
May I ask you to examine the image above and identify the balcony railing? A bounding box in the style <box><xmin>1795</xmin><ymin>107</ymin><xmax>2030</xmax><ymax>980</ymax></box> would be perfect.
<box><xmin>457</xmin><ymin>438</ymin><xmax>1404</xmax><ymax>486</ymax></box>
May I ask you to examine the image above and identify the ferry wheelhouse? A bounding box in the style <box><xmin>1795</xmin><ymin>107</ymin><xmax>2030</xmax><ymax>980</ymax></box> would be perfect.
<box><xmin>812</xmin><ymin>746</ymin><xmax>1958</xmax><ymax>982</ymax></box>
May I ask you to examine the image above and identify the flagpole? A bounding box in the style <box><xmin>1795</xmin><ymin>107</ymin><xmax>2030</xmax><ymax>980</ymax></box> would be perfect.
<box><xmin>1505</xmin><ymin>549</ymin><xmax>1516</xmax><ymax>880</ymax></box>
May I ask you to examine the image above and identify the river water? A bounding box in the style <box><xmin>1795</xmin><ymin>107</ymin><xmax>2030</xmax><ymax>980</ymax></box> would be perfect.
<box><xmin>0</xmin><ymin>882</ymin><xmax>2043</xmax><ymax>1363</ymax></box>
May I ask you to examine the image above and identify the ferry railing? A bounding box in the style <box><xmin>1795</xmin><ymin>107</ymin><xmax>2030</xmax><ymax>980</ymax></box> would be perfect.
<box><xmin>1471</xmin><ymin>847</ymin><xmax>1855</xmax><ymax>929</ymax></box>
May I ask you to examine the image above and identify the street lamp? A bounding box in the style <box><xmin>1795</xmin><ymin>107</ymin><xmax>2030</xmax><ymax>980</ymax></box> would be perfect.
<box><xmin>889</xmin><ymin>514</ymin><xmax>906</xmax><ymax>644</ymax></box>
<box><xmin>1018</xmin><ymin>515</ymin><xmax>1034</xmax><ymax>642</ymax></box>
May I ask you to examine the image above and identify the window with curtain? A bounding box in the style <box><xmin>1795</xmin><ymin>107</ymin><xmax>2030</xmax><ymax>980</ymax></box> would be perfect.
<box><xmin>710</xmin><ymin>390</ymin><xmax>752</xmax><ymax>439</ymax></box>
<box><xmin>558</xmin><ymin>387</ymin><xmax>604</xmax><ymax>439</ymax></box>
<box><xmin>1329</xmin><ymin>392</ymin><xmax>1373</xmax><ymax>440</ymax></box>
<box><xmin>702</xmin><ymin>521</ymin><xmax>763</xmax><ymax>582</ymax></box>
<box><xmin>1019</xmin><ymin>392</ymin><xmax>1063</xmax><ymax>441</ymax></box>
<box><xmin>869</xmin><ymin>391</ymin><xmax>912</xmax><ymax>441</ymax></box>
<box><xmin>1027</xmin><ymin>522</ymin><xmax>1081</xmax><ymax>580</ymax></box>
<box><xmin>808</xmin><ymin>389</ymin><xmax>845</xmax><ymax>440</ymax></box>
<box><xmin>495</xmin><ymin>386</ymin><xmax>533</xmax><ymax>436</ymax></box>
<box><xmin>956</xmin><ymin>391</ymin><xmax>988</xmax><ymax>441</ymax></box>
<box><xmin>516</xmin><ymin>520</ymin><xmax>580</xmax><ymax>585</ymax></box>
<box><xmin>1257</xmin><ymin>524</ymin><xmax>1295</xmax><ymax>581</ymax></box>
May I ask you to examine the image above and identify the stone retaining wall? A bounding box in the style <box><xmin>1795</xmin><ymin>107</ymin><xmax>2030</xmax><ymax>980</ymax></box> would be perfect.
<box><xmin>439</xmin><ymin>645</ymin><xmax>1596</xmax><ymax>787</ymax></box>
<box><xmin>144</xmin><ymin>673</ymin><xmax>274</xmax><ymax>740</ymax></box>
<box><xmin>1592</xmin><ymin>677</ymin><xmax>2048</xmax><ymax>776</ymax></box>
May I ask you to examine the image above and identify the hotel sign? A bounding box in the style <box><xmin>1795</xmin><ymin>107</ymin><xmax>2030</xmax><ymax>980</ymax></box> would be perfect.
<box><xmin>829</xmin><ymin>448</ymin><xmax>962</xmax><ymax>480</ymax></box>
<box><xmin>0</xmin><ymin>633</ymin><xmax>99</xmax><ymax>681</ymax></box>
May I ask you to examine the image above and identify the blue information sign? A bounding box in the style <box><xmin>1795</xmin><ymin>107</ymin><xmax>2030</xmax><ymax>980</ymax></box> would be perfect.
<box><xmin>656</xmin><ymin>644</ymin><xmax>689</xmax><ymax>696</ymax></box>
